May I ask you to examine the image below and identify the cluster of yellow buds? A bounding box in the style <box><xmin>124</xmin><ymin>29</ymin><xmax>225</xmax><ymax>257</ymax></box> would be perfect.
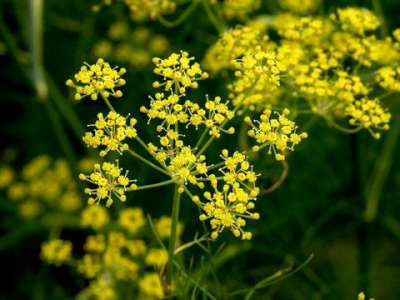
<box><xmin>3</xmin><ymin>155</ymin><xmax>81</xmax><ymax>219</ymax></box>
<box><xmin>376</xmin><ymin>66</ymin><xmax>400</xmax><ymax>92</ymax></box>
<box><xmin>118</xmin><ymin>207</ymin><xmax>146</xmax><ymax>234</ymax></box>
<box><xmin>79</xmin><ymin>161</ymin><xmax>137</xmax><ymax>207</ymax></box>
<box><xmin>278</xmin><ymin>0</ymin><xmax>318</xmax><ymax>14</ymax></box>
<box><xmin>230</xmin><ymin>47</ymin><xmax>281</xmax><ymax>109</ymax></box>
<box><xmin>155</xmin><ymin>216</ymin><xmax>184</xmax><ymax>239</ymax></box>
<box><xmin>125</xmin><ymin>0</ymin><xmax>175</xmax><ymax>20</ymax></box>
<box><xmin>246</xmin><ymin>109</ymin><xmax>308</xmax><ymax>161</ymax></box>
<box><xmin>186</xmin><ymin>96</ymin><xmax>235</xmax><ymax>137</ymax></box>
<box><xmin>334</xmin><ymin>70</ymin><xmax>369</xmax><ymax>103</ymax></box>
<box><xmin>66</xmin><ymin>58</ymin><xmax>126</xmax><ymax>101</ymax></box>
<box><xmin>93</xmin><ymin>23</ymin><xmax>169</xmax><ymax>69</ymax></box>
<box><xmin>203</xmin><ymin>26</ymin><xmax>270</xmax><ymax>73</ymax></box>
<box><xmin>40</xmin><ymin>239</ymin><xmax>72</xmax><ymax>266</ymax></box>
<box><xmin>148</xmin><ymin>144</ymin><xmax>208</xmax><ymax>188</ymax></box>
<box><xmin>333</xmin><ymin>7</ymin><xmax>380</xmax><ymax>35</ymax></box>
<box><xmin>83</xmin><ymin>111</ymin><xmax>137</xmax><ymax>157</ymax></box>
<box><xmin>345</xmin><ymin>98</ymin><xmax>391</xmax><ymax>139</ymax></box>
<box><xmin>81</xmin><ymin>205</ymin><xmax>110</xmax><ymax>230</ymax></box>
<box><xmin>221</xmin><ymin>0</ymin><xmax>261</xmax><ymax>20</ymax></box>
<box><xmin>275</xmin><ymin>15</ymin><xmax>324</xmax><ymax>44</ymax></box>
<box><xmin>152</xmin><ymin>51</ymin><xmax>209</xmax><ymax>94</ymax></box>
<box><xmin>194</xmin><ymin>150</ymin><xmax>259</xmax><ymax>240</ymax></box>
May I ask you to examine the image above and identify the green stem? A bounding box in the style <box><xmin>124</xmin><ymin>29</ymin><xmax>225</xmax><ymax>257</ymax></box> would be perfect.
<box><xmin>326</xmin><ymin>118</ymin><xmax>362</xmax><ymax>134</ymax></box>
<box><xmin>103</xmin><ymin>97</ymin><xmax>116</xmax><ymax>112</ymax></box>
<box><xmin>133</xmin><ymin>179</ymin><xmax>175</xmax><ymax>191</ymax></box>
<box><xmin>158</xmin><ymin>0</ymin><xmax>200</xmax><ymax>27</ymax></box>
<box><xmin>200</xmin><ymin>0</ymin><xmax>225</xmax><ymax>33</ymax></box>
<box><xmin>30</xmin><ymin>0</ymin><xmax>48</xmax><ymax>101</ymax></box>
<box><xmin>167</xmin><ymin>184</ymin><xmax>182</xmax><ymax>283</ymax></box>
<box><xmin>127</xmin><ymin>149</ymin><xmax>170</xmax><ymax>176</ymax></box>
<box><xmin>43</xmin><ymin>100</ymin><xmax>77</xmax><ymax>169</ymax></box>
<box><xmin>364</xmin><ymin>120</ymin><xmax>400</xmax><ymax>222</ymax></box>
<box><xmin>371</xmin><ymin>0</ymin><xmax>388</xmax><ymax>37</ymax></box>
<box><xmin>46</xmin><ymin>75</ymin><xmax>85</xmax><ymax>139</ymax></box>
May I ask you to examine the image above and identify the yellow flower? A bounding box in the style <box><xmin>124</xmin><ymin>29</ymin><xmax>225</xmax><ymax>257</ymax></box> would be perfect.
<box><xmin>203</xmin><ymin>25</ymin><xmax>270</xmax><ymax>73</ymax></box>
<box><xmin>139</xmin><ymin>273</ymin><xmax>164</xmax><ymax>299</ymax></box>
<box><xmin>279</xmin><ymin>0</ymin><xmax>318</xmax><ymax>14</ymax></box>
<box><xmin>221</xmin><ymin>0</ymin><xmax>261</xmax><ymax>20</ymax></box>
<box><xmin>152</xmin><ymin>51</ymin><xmax>208</xmax><ymax>94</ymax></box>
<box><xmin>0</xmin><ymin>166</ymin><xmax>14</xmax><ymax>188</ymax></box>
<box><xmin>83</xmin><ymin>111</ymin><xmax>137</xmax><ymax>157</ymax></box>
<box><xmin>79</xmin><ymin>161</ymin><xmax>137</xmax><ymax>207</ymax></box>
<box><xmin>376</xmin><ymin>66</ymin><xmax>400</xmax><ymax>92</ymax></box>
<box><xmin>345</xmin><ymin>98</ymin><xmax>391</xmax><ymax>139</ymax></box>
<box><xmin>333</xmin><ymin>7</ymin><xmax>380</xmax><ymax>35</ymax></box>
<box><xmin>229</xmin><ymin>46</ymin><xmax>281</xmax><ymax>109</ymax></box>
<box><xmin>81</xmin><ymin>205</ymin><xmax>110</xmax><ymax>229</ymax></box>
<box><xmin>41</xmin><ymin>239</ymin><xmax>72</xmax><ymax>266</ymax></box>
<box><xmin>118</xmin><ymin>208</ymin><xmax>145</xmax><ymax>234</ymax></box>
<box><xmin>66</xmin><ymin>58</ymin><xmax>126</xmax><ymax>101</ymax></box>
<box><xmin>155</xmin><ymin>216</ymin><xmax>184</xmax><ymax>239</ymax></box>
<box><xmin>246</xmin><ymin>109</ymin><xmax>308</xmax><ymax>161</ymax></box>
<box><xmin>145</xmin><ymin>248</ymin><xmax>168</xmax><ymax>268</ymax></box>
<box><xmin>195</xmin><ymin>150</ymin><xmax>260</xmax><ymax>240</ymax></box>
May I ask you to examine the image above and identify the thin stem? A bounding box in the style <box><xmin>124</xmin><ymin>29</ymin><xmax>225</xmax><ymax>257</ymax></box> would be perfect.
<box><xmin>103</xmin><ymin>97</ymin><xmax>116</xmax><ymax>112</ymax></box>
<box><xmin>325</xmin><ymin>118</ymin><xmax>362</xmax><ymax>134</ymax></box>
<box><xmin>158</xmin><ymin>0</ymin><xmax>200</xmax><ymax>27</ymax></box>
<box><xmin>30</xmin><ymin>0</ymin><xmax>48</xmax><ymax>101</ymax></box>
<box><xmin>167</xmin><ymin>184</ymin><xmax>182</xmax><ymax>283</ymax></box>
<box><xmin>195</xmin><ymin>127</ymin><xmax>209</xmax><ymax>150</ymax></box>
<box><xmin>260</xmin><ymin>160</ymin><xmax>289</xmax><ymax>195</ymax></box>
<box><xmin>200</xmin><ymin>0</ymin><xmax>225</xmax><ymax>33</ymax></box>
<box><xmin>371</xmin><ymin>0</ymin><xmax>388</xmax><ymax>37</ymax></box>
<box><xmin>133</xmin><ymin>179</ymin><xmax>175</xmax><ymax>191</ymax></box>
<box><xmin>364</xmin><ymin>120</ymin><xmax>400</xmax><ymax>222</ymax></box>
<box><xmin>127</xmin><ymin>149</ymin><xmax>170</xmax><ymax>176</ymax></box>
<box><xmin>46</xmin><ymin>75</ymin><xmax>85</xmax><ymax>138</ymax></box>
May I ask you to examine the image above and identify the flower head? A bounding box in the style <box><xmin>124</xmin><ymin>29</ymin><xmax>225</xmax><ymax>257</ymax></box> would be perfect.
<box><xmin>194</xmin><ymin>150</ymin><xmax>259</xmax><ymax>240</ymax></box>
<box><xmin>246</xmin><ymin>109</ymin><xmax>308</xmax><ymax>161</ymax></box>
<box><xmin>41</xmin><ymin>239</ymin><xmax>72</xmax><ymax>266</ymax></box>
<box><xmin>345</xmin><ymin>98</ymin><xmax>391</xmax><ymax>139</ymax></box>
<box><xmin>66</xmin><ymin>58</ymin><xmax>126</xmax><ymax>101</ymax></box>
<box><xmin>152</xmin><ymin>51</ymin><xmax>209</xmax><ymax>94</ymax></box>
<box><xmin>332</xmin><ymin>7</ymin><xmax>380</xmax><ymax>35</ymax></box>
<box><xmin>79</xmin><ymin>161</ymin><xmax>137</xmax><ymax>207</ymax></box>
<box><xmin>81</xmin><ymin>205</ymin><xmax>110</xmax><ymax>229</ymax></box>
<box><xmin>83</xmin><ymin>111</ymin><xmax>137</xmax><ymax>157</ymax></box>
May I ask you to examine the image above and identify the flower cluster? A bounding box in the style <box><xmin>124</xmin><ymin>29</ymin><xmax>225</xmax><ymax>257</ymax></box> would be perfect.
<box><xmin>279</xmin><ymin>0</ymin><xmax>318</xmax><ymax>14</ymax></box>
<box><xmin>41</xmin><ymin>239</ymin><xmax>72</xmax><ymax>266</ymax></box>
<box><xmin>203</xmin><ymin>26</ymin><xmax>270</xmax><ymax>73</ymax></box>
<box><xmin>246</xmin><ymin>109</ymin><xmax>308</xmax><ymax>161</ymax></box>
<box><xmin>229</xmin><ymin>47</ymin><xmax>281</xmax><ymax>109</ymax></box>
<box><xmin>220</xmin><ymin>0</ymin><xmax>261</xmax><ymax>20</ymax></box>
<box><xmin>83</xmin><ymin>111</ymin><xmax>137</xmax><ymax>157</ymax></box>
<box><xmin>193</xmin><ymin>150</ymin><xmax>259</xmax><ymax>240</ymax></box>
<box><xmin>93</xmin><ymin>23</ymin><xmax>169</xmax><ymax>68</ymax></box>
<box><xmin>79</xmin><ymin>161</ymin><xmax>137</xmax><ymax>207</ymax></box>
<box><xmin>94</xmin><ymin>0</ymin><xmax>175</xmax><ymax>21</ymax></box>
<box><xmin>152</xmin><ymin>51</ymin><xmax>209</xmax><ymax>94</ymax></box>
<box><xmin>345</xmin><ymin>98</ymin><xmax>391</xmax><ymax>139</ymax></box>
<box><xmin>125</xmin><ymin>0</ymin><xmax>176</xmax><ymax>20</ymax></box>
<box><xmin>66</xmin><ymin>58</ymin><xmax>126</xmax><ymax>101</ymax></box>
<box><xmin>332</xmin><ymin>7</ymin><xmax>380</xmax><ymax>35</ymax></box>
<box><xmin>42</xmin><ymin>207</ymin><xmax>178</xmax><ymax>300</ymax></box>
<box><xmin>81</xmin><ymin>205</ymin><xmax>110</xmax><ymax>230</ymax></box>
<box><xmin>376</xmin><ymin>65</ymin><xmax>400</xmax><ymax>92</ymax></box>
<box><xmin>2</xmin><ymin>155</ymin><xmax>81</xmax><ymax>219</ymax></box>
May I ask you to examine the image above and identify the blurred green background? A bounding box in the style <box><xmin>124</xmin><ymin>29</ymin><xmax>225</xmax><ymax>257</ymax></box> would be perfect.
<box><xmin>0</xmin><ymin>0</ymin><xmax>399</xmax><ymax>299</ymax></box>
